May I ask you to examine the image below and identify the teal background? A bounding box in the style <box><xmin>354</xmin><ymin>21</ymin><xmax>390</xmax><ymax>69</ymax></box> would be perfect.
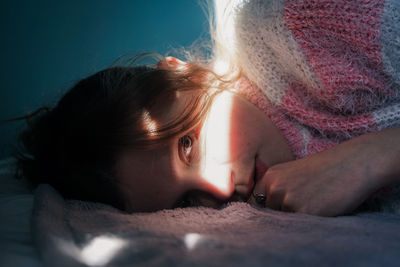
<box><xmin>0</xmin><ymin>0</ymin><xmax>208</xmax><ymax>158</ymax></box>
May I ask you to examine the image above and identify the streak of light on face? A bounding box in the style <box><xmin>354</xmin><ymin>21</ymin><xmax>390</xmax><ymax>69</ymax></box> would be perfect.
<box><xmin>199</xmin><ymin>91</ymin><xmax>233</xmax><ymax>195</ymax></box>
<box><xmin>195</xmin><ymin>0</ymin><xmax>242</xmax><ymax>196</ymax></box>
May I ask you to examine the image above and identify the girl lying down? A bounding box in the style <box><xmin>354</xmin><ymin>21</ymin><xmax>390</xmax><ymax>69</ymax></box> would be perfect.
<box><xmin>13</xmin><ymin>0</ymin><xmax>400</xmax><ymax>216</ymax></box>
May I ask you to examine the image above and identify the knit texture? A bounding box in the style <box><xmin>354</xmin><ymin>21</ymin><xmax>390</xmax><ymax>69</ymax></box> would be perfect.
<box><xmin>230</xmin><ymin>0</ymin><xmax>400</xmax><ymax>158</ymax></box>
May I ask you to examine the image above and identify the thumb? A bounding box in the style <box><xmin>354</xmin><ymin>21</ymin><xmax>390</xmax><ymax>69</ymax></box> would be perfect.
<box><xmin>247</xmin><ymin>175</ymin><xmax>268</xmax><ymax>208</ymax></box>
<box><xmin>248</xmin><ymin>172</ymin><xmax>284</xmax><ymax>211</ymax></box>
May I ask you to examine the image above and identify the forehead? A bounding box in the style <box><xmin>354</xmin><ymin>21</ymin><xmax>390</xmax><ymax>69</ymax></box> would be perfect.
<box><xmin>148</xmin><ymin>89</ymin><xmax>206</xmax><ymax>138</ymax></box>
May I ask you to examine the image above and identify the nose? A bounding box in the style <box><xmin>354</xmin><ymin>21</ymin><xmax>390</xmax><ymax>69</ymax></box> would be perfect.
<box><xmin>198</xmin><ymin>161</ymin><xmax>235</xmax><ymax>199</ymax></box>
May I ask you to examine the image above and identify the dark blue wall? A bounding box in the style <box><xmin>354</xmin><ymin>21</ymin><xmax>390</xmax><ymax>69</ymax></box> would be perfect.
<box><xmin>0</xmin><ymin>0</ymin><xmax>208</xmax><ymax>158</ymax></box>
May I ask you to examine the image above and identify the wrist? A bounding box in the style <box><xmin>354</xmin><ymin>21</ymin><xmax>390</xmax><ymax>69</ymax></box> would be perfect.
<box><xmin>358</xmin><ymin>128</ymin><xmax>400</xmax><ymax>187</ymax></box>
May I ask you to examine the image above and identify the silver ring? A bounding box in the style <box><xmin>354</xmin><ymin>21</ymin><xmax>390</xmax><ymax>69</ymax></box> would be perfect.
<box><xmin>253</xmin><ymin>192</ymin><xmax>266</xmax><ymax>205</ymax></box>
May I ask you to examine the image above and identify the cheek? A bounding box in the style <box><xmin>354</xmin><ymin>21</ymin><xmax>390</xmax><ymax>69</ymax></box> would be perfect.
<box><xmin>200</xmin><ymin>91</ymin><xmax>261</xmax><ymax>163</ymax></box>
<box><xmin>200</xmin><ymin>113</ymin><xmax>254</xmax><ymax>164</ymax></box>
<box><xmin>228</xmin><ymin>123</ymin><xmax>259</xmax><ymax>160</ymax></box>
<box><xmin>227</xmin><ymin>104</ymin><xmax>262</xmax><ymax>159</ymax></box>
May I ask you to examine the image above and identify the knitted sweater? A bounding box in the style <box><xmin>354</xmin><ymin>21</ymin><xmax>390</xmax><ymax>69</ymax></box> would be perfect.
<box><xmin>223</xmin><ymin>0</ymin><xmax>400</xmax><ymax>159</ymax></box>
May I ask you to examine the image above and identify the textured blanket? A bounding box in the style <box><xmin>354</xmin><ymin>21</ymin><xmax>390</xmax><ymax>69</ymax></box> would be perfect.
<box><xmin>32</xmin><ymin>184</ymin><xmax>400</xmax><ymax>267</ymax></box>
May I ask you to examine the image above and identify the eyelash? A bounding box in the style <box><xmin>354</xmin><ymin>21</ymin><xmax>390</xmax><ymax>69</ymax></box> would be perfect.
<box><xmin>178</xmin><ymin>134</ymin><xmax>194</xmax><ymax>164</ymax></box>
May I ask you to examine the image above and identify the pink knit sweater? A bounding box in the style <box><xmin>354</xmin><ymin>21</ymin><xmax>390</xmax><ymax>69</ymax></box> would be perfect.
<box><xmin>230</xmin><ymin>0</ymin><xmax>400</xmax><ymax>159</ymax></box>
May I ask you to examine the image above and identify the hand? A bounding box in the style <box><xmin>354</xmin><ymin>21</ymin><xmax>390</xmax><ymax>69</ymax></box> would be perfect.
<box><xmin>249</xmin><ymin>130</ymin><xmax>400</xmax><ymax>216</ymax></box>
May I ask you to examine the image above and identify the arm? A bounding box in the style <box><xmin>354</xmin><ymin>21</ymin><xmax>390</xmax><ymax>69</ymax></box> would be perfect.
<box><xmin>250</xmin><ymin>127</ymin><xmax>400</xmax><ymax>216</ymax></box>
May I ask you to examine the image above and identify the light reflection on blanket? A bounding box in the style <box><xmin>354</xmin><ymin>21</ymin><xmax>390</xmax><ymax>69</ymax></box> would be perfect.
<box><xmin>55</xmin><ymin>235</ymin><xmax>129</xmax><ymax>266</ymax></box>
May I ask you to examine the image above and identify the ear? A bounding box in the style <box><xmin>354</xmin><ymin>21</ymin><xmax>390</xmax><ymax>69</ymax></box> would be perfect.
<box><xmin>157</xmin><ymin>56</ymin><xmax>188</xmax><ymax>70</ymax></box>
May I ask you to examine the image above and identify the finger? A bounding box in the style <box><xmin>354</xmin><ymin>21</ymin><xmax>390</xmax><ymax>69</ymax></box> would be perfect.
<box><xmin>247</xmin><ymin>192</ymin><xmax>266</xmax><ymax>207</ymax></box>
<box><xmin>248</xmin><ymin>196</ymin><xmax>263</xmax><ymax>208</ymax></box>
<box><xmin>248</xmin><ymin>175</ymin><xmax>271</xmax><ymax>208</ymax></box>
<box><xmin>247</xmin><ymin>174</ymin><xmax>266</xmax><ymax>207</ymax></box>
<box><xmin>265</xmin><ymin>190</ymin><xmax>284</xmax><ymax>211</ymax></box>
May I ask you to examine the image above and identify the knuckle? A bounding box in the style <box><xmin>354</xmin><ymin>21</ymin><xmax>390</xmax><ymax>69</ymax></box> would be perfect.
<box><xmin>267</xmin><ymin>182</ymin><xmax>285</xmax><ymax>196</ymax></box>
<box><xmin>281</xmin><ymin>195</ymin><xmax>297</xmax><ymax>212</ymax></box>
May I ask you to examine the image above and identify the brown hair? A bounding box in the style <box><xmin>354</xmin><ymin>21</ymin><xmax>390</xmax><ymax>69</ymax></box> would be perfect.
<box><xmin>14</xmin><ymin>54</ymin><xmax>230</xmax><ymax>210</ymax></box>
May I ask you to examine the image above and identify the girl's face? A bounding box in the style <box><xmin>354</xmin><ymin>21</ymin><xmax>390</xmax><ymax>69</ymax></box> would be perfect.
<box><xmin>116</xmin><ymin>89</ymin><xmax>293</xmax><ymax>212</ymax></box>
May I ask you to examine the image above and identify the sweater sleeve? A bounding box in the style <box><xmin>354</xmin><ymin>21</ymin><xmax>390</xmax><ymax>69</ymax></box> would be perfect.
<box><xmin>229</xmin><ymin>0</ymin><xmax>400</xmax><ymax>158</ymax></box>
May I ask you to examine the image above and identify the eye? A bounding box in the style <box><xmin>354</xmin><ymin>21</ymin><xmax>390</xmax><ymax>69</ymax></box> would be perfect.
<box><xmin>178</xmin><ymin>134</ymin><xmax>193</xmax><ymax>163</ymax></box>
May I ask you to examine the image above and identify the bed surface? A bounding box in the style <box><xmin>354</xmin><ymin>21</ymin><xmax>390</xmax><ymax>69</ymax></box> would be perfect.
<box><xmin>0</xmin><ymin>158</ymin><xmax>41</xmax><ymax>267</ymax></box>
<box><xmin>32</xmin><ymin>184</ymin><xmax>400</xmax><ymax>267</ymax></box>
<box><xmin>2</xmin><ymin>158</ymin><xmax>400</xmax><ymax>267</ymax></box>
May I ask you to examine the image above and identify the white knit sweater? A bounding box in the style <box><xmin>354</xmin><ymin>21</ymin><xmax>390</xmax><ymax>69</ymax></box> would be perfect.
<box><xmin>216</xmin><ymin>0</ymin><xmax>400</xmax><ymax>159</ymax></box>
